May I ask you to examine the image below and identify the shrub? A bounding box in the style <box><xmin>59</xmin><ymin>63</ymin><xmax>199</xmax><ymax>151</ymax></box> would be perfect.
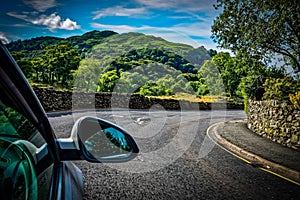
<box><xmin>238</xmin><ymin>74</ymin><xmax>265</xmax><ymax>113</ymax></box>
<box><xmin>289</xmin><ymin>91</ymin><xmax>300</xmax><ymax>106</ymax></box>
<box><xmin>263</xmin><ymin>77</ymin><xmax>297</xmax><ymax>102</ymax></box>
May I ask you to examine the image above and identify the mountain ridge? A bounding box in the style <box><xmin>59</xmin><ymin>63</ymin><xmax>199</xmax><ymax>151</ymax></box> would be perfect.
<box><xmin>6</xmin><ymin>30</ymin><xmax>212</xmax><ymax>66</ymax></box>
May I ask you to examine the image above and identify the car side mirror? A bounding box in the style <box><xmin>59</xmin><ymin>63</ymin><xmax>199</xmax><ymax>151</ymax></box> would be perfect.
<box><xmin>57</xmin><ymin>116</ymin><xmax>139</xmax><ymax>163</ymax></box>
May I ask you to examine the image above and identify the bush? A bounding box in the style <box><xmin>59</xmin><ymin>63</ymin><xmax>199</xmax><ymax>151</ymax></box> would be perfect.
<box><xmin>263</xmin><ymin>77</ymin><xmax>297</xmax><ymax>102</ymax></box>
<box><xmin>238</xmin><ymin>75</ymin><xmax>265</xmax><ymax>113</ymax></box>
<box><xmin>289</xmin><ymin>91</ymin><xmax>300</xmax><ymax>106</ymax></box>
<box><xmin>139</xmin><ymin>81</ymin><xmax>174</xmax><ymax>96</ymax></box>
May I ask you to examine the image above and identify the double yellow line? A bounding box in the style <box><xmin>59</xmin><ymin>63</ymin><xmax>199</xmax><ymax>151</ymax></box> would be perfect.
<box><xmin>206</xmin><ymin>124</ymin><xmax>300</xmax><ymax>186</ymax></box>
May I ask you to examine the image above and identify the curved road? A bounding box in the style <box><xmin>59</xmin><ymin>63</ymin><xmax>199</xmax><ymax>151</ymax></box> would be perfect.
<box><xmin>49</xmin><ymin>110</ymin><xmax>300</xmax><ymax>199</ymax></box>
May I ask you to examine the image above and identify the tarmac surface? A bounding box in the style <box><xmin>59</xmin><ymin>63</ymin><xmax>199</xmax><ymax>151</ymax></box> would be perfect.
<box><xmin>209</xmin><ymin>119</ymin><xmax>300</xmax><ymax>184</ymax></box>
<box><xmin>50</xmin><ymin>110</ymin><xmax>300</xmax><ymax>199</ymax></box>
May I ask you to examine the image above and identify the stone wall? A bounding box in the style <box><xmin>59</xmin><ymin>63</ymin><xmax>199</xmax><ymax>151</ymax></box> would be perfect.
<box><xmin>33</xmin><ymin>87</ymin><xmax>243</xmax><ymax>112</ymax></box>
<box><xmin>247</xmin><ymin>100</ymin><xmax>300</xmax><ymax>149</ymax></box>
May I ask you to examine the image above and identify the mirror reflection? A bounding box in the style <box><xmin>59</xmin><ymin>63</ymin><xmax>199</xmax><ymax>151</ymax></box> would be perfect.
<box><xmin>78</xmin><ymin>118</ymin><xmax>135</xmax><ymax>160</ymax></box>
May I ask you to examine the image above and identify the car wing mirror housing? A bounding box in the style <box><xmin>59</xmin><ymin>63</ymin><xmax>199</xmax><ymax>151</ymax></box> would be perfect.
<box><xmin>57</xmin><ymin>116</ymin><xmax>139</xmax><ymax>163</ymax></box>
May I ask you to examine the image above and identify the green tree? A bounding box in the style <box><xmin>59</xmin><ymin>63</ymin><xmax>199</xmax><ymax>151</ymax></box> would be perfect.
<box><xmin>73</xmin><ymin>58</ymin><xmax>103</xmax><ymax>92</ymax></box>
<box><xmin>42</xmin><ymin>42</ymin><xmax>81</xmax><ymax>87</ymax></box>
<box><xmin>98</xmin><ymin>70</ymin><xmax>119</xmax><ymax>92</ymax></box>
<box><xmin>115</xmin><ymin>71</ymin><xmax>149</xmax><ymax>93</ymax></box>
<box><xmin>212</xmin><ymin>52</ymin><xmax>241</xmax><ymax>97</ymax></box>
<box><xmin>11</xmin><ymin>51</ymin><xmax>34</xmax><ymax>79</ymax></box>
<box><xmin>263</xmin><ymin>77</ymin><xmax>298</xmax><ymax>101</ymax></box>
<box><xmin>212</xmin><ymin>0</ymin><xmax>300</xmax><ymax>72</ymax></box>
<box><xmin>139</xmin><ymin>81</ymin><xmax>173</xmax><ymax>96</ymax></box>
<box><xmin>187</xmin><ymin>81</ymin><xmax>209</xmax><ymax>97</ymax></box>
<box><xmin>199</xmin><ymin>60</ymin><xmax>224</xmax><ymax>95</ymax></box>
<box><xmin>30</xmin><ymin>57</ymin><xmax>44</xmax><ymax>82</ymax></box>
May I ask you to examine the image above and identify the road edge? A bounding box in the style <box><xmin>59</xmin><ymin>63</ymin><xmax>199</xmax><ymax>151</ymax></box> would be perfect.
<box><xmin>207</xmin><ymin>120</ymin><xmax>300</xmax><ymax>185</ymax></box>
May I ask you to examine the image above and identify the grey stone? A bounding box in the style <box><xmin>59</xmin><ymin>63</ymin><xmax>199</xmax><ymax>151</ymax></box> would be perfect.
<box><xmin>247</xmin><ymin>100</ymin><xmax>300</xmax><ymax>150</ymax></box>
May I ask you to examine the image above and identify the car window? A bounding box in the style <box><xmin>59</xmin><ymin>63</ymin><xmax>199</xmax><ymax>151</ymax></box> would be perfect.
<box><xmin>0</xmin><ymin>102</ymin><xmax>45</xmax><ymax>147</ymax></box>
<box><xmin>0</xmin><ymin>101</ymin><xmax>52</xmax><ymax>200</ymax></box>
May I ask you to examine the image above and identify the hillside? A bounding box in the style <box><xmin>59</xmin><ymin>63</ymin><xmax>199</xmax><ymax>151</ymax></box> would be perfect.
<box><xmin>6</xmin><ymin>30</ymin><xmax>211</xmax><ymax>66</ymax></box>
<box><xmin>6</xmin><ymin>30</ymin><xmax>117</xmax><ymax>56</ymax></box>
<box><xmin>6</xmin><ymin>30</ymin><xmax>215</xmax><ymax>97</ymax></box>
<box><xmin>90</xmin><ymin>32</ymin><xmax>211</xmax><ymax>67</ymax></box>
<box><xmin>74</xmin><ymin>32</ymin><xmax>213</xmax><ymax>95</ymax></box>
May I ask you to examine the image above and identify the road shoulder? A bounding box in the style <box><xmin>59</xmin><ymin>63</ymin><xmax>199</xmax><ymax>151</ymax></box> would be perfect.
<box><xmin>207</xmin><ymin>120</ymin><xmax>300</xmax><ymax>185</ymax></box>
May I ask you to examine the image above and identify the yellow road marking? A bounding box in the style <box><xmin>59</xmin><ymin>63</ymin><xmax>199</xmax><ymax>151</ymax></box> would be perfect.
<box><xmin>206</xmin><ymin>124</ymin><xmax>300</xmax><ymax>186</ymax></box>
<box><xmin>206</xmin><ymin>125</ymin><xmax>252</xmax><ymax>164</ymax></box>
<box><xmin>259</xmin><ymin>168</ymin><xmax>300</xmax><ymax>186</ymax></box>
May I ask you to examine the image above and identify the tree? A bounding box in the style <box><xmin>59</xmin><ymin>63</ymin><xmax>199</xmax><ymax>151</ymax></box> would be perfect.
<box><xmin>199</xmin><ymin>60</ymin><xmax>224</xmax><ymax>95</ymax></box>
<box><xmin>208</xmin><ymin>49</ymin><xmax>218</xmax><ymax>58</ymax></box>
<box><xmin>212</xmin><ymin>52</ymin><xmax>273</xmax><ymax>98</ymax></box>
<box><xmin>139</xmin><ymin>81</ymin><xmax>174</xmax><ymax>96</ymax></box>
<box><xmin>115</xmin><ymin>71</ymin><xmax>149</xmax><ymax>93</ymax></box>
<box><xmin>212</xmin><ymin>52</ymin><xmax>241</xmax><ymax>97</ymax></box>
<box><xmin>42</xmin><ymin>42</ymin><xmax>81</xmax><ymax>87</ymax></box>
<box><xmin>73</xmin><ymin>58</ymin><xmax>104</xmax><ymax>92</ymax></box>
<box><xmin>98</xmin><ymin>70</ymin><xmax>119</xmax><ymax>92</ymax></box>
<box><xmin>11</xmin><ymin>51</ymin><xmax>34</xmax><ymax>79</ymax></box>
<box><xmin>212</xmin><ymin>0</ymin><xmax>300</xmax><ymax>72</ymax></box>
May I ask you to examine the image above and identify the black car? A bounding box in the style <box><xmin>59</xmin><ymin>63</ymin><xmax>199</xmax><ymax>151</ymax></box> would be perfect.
<box><xmin>0</xmin><ymin>42</ymin><xmax>139</xmax><ymax>199</ymax></box>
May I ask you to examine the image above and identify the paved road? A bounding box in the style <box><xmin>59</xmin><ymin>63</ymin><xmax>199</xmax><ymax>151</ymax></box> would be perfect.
<box><xmin>49</xmin><ymin>110</ymin><xmax>300</xmax><ymax>199</ymax></box>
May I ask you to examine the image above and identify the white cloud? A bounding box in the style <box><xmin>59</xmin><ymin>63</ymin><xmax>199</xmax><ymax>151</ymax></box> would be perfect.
<box><xmin>60</xmin><ymin>18</ymin><xmax>80</xmax><ymax>30</ymax></box>
<box><xmin>23</xmin><ymin>0</ymin><xmax>57</xmax><ymax>12</ymax></box>
<box><xmin>91</xmin><ymin>23</ymin><xmax>150</xmax><ymax>32</ymax></box>
<box><xmin>0</xmin><ymin>33</ymin><xmax>9</xmax><ymax>44</ymax></box>
<box><xmin>168</xmin><ymin>15</ymin><xmax>193</xmax><ymax>19</ymax></box>
<box><xmin>91</xmin><ymin>22</ymin><xmax>212</xmax><ymax>48</ymax></box>
<box><xmin>93</xmin><ymin>6</ymin><xmax>147</xmax><ymax>19</ymax></box>
<box><xmin>90</xmin><ymin>22</ymin><xmax>231</xmax><ymax>52</ymax></box>
<box><xmin>173</xmin><ymin>23</ymin><xmax>212</xmax><ymax>37</ymax></box>
<box><xmin>7</xmin><ymin>12</ymin><xmax>80</xmax><ymax>31</ymax></box>
<box><xmin>134</xmin><ymin>0</ymin><xmax>218</xmax><ymax>12</ymax></box>
<box><xmin>92</xmin><ymin>22</ymin><xmax>211</xmax><ymax>39</ymax></box>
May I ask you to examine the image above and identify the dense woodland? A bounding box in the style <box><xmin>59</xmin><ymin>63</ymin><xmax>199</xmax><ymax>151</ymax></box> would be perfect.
<box><xmin>6</xmin><ymin>29</ymin><xmax>300</xmax><ymax>108</ymax></box>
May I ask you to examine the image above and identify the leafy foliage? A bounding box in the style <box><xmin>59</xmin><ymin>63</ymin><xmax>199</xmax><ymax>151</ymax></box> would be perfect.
<box><xmin>11</xmin><ymin>29</ymin><xmax>291</xmax><ymax>106</ymax></box>
<box><xmin>212</xmin><ymin>0</ymin><xmax>300</xmax><ymax>72</ymax></box>
<box><xmin>109</xmin><ymin>48</ymin><xmax>198</xmax><ymax>74</ymax></box>
<box><xmin>74</xmin><ymin>31</ymin><xmax>212</xmax><ymax>96</ymax></box>
<box><xmin>11</xmin><ymin>42</ymin><xmax>81</xmax><ymax>88</ymax></box>
<box><xmin>97</xmin><ymin>70</ymin><xmax>119</xmax><ymax>92</ymax></box>
<box><xmin>289</xmin><ymin>91</ymin><xmax>300</xmax><ymax>106</ymax></box>
<box><xmin>263</xmin><ymin>77</ymin><xmax>299</xmax><ymax>102</ymax></box>
<box><xmin>89</xmin><ymin>32</ymin><xmax>211</xmax><ymax>66</ymax></box>
<box><xmin>73</xmin><ymin>59</ymin><xmax>104</xmax><ymax>92</ymax></box>
<box><xmin>8</xmin><ymin>30</ymin><xmax>214</xmax><ymax>95</ymax></box>
<box><xmin>7</xmin><ymin>30</ymin><xmax>117</xmax><ymax>57</ymax></box>
<box><xmin>199</xmin><ymin>60</ymin><xmax>224</xmax><ymax>95</ymax></box>
<box><xmin>7</xmin><ymin>36</ymin><xmax>63</xmax><ymax>51</ymax></box>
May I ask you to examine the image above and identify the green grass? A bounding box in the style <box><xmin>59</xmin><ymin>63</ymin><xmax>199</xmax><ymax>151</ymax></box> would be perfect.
<box><xmin>147</xmin><ymin>93</ymin><xmax>227</xmax><ymax>103</ymax></box>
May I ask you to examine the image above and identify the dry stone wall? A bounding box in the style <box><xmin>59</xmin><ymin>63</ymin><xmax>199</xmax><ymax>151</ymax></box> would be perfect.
<box><xmin>33</xmin><ymin>87</ymin><xmax>243</xmax><ymax>112</ymax></box>
<box><xmin>247</xmin><ymin>100</ymin><xmax>300</xmax><ymax>149</ymax></box>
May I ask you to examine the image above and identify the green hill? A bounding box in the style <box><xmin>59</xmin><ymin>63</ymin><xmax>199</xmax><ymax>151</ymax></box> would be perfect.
<box><xmin>6</xmin><ymin>30</ymin><xmax>117</xmax><ymax>56</ymax></box>
<box><xmin>74</xmin><ymin>32</ymin><xmax>213</xmax><ymax>95</ymax></box>
<box><xmin>6</xmin><ymin>36</ymin><xmax>63</xmax><ymax>51</ymax></box>
<box><xmin>89</xmin><ymin>32</ymin><xmax>211</xmax><ymax>67</ymax></box>
<box><xmin>6</xmin><ymin>30</ymin><xmax>211</xmax><ymax>67</ymax></box>
<box><xmin>6</xmin><ymin>30</ymin><xmax>214</xmax><ymax>96</ymax></box>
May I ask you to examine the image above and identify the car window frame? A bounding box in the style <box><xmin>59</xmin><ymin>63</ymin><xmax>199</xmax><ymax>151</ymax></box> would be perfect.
<box><xmin>0</xmin><ymin>43</ymin><xmax>60</xmax><ymax>162</ymax></box>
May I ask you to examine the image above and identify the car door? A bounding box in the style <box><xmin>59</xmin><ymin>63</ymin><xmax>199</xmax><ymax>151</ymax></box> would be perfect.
<box><xmin>0</xmin><ymin>42</ymin><xmax>64</xmax><ymax>200</ymax></box>
<box><xmin>0</xmin><ymin>100</ymin><xmax>56</xmax><ymax>200</ymax></box>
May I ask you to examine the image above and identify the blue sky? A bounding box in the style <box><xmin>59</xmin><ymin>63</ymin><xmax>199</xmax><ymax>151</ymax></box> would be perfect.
<box><xmin>0</xmin><ymin>0</ymin><xmax>222</xmax><ymax>50</ymax></box>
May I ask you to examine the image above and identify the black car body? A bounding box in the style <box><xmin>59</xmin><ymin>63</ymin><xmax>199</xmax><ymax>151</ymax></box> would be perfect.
<box><xmin>0</xmin><ymin>42</ymin><xmax>139</xmax><ymax>199</ymax></box>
